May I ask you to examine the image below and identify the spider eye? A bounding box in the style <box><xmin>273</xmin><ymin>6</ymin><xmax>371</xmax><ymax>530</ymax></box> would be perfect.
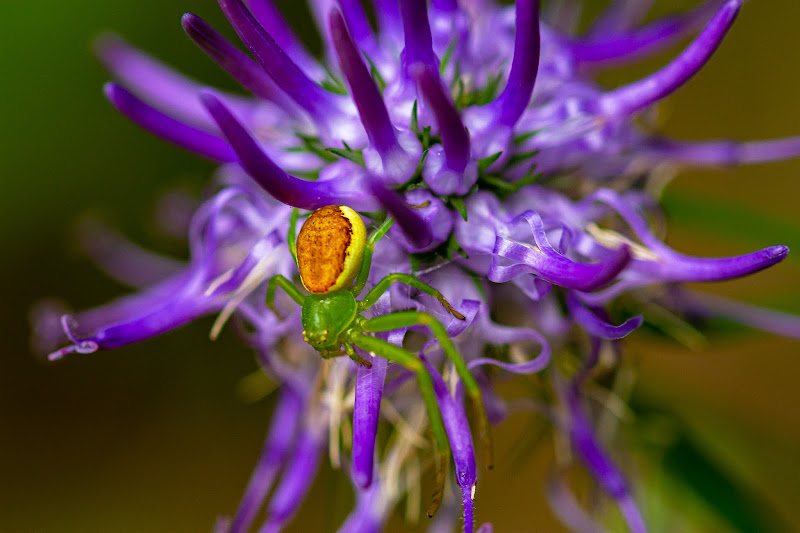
<box><xmin>296</xmin><ymin>205</ymin><xmax>367</xmax><ymax>294</ymax></box>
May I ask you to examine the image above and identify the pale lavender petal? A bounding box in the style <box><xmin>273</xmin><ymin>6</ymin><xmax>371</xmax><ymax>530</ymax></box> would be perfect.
<box><xmin>645</xmin><ymin>135</ymin><xmax>800</xmax><ymax>166</ymax></box>
<box><xmin>77</xmin><ymin>219</ymin><xmax>184</xmax><ymax>289</ymax></box>
<box><xmin>588</xmin><ymin>0</ymin><xmax>655</xmax><ymax>36</ymax></box>
<box><xmin>96</xmin><ymin>34</ymin><xmax>216</xmax><ymax>129</ymax></box>
<box><xmin>674</xmin><ymin>290</ymin><xmax>800</xmax><ymax>340</ymax></box>
<box><xmin>468</xmin><ymin>308</ymin><xmax>551</xmax><ymax>374</ymax></box>
<box><xmin>228</xmin><ymin>386</ymin><xmax>304</xmax><ymax>533</ymax></box>
<box><xmin>571</xmin><ymin>1</ymin><xmax>724</xmax><ymax>65</ymax></box>
<box><xmin>546</xmin><ymin>474</ymin><xmax>609</xmax><ymax>533</ymax></box>
<box><xmin>259</xmin><ymin>428</ymin><xmax>325</xmax><ymax>533</ymax></box>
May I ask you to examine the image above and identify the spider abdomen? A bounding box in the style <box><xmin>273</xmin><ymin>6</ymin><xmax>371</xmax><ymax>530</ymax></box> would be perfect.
<box><xmin>296</xmin><ymin>205</ymin><xmax>367</xmax><ymax>294</ymax></box>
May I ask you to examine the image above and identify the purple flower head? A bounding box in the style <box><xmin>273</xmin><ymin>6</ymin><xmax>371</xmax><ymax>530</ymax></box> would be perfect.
<box><xmin>36</xmin><ymin>0</ymin><xmax>800</xmax><ymax>531</ymax></box>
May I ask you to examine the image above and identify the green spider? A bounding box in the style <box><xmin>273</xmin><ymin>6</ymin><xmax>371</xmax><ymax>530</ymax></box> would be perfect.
<box><xmin>265</xmin><ymin>205</ymin><xmax>493</xmax><ymax>516</ymax></box>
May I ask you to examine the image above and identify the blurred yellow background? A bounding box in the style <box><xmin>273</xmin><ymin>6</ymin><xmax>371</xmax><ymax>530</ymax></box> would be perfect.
<box><xmin>1</xmin><ymin>1</ymin><xmax>798</xmax><ymax>531</ymax></box>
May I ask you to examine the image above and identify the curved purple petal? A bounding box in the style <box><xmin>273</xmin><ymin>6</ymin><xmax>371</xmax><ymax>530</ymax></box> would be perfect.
<box><xmin>398</xmin><ymin>0</ymin><xmax>437</xmax><ymax>73</ymax></box>
<box><xmin>587</xmin><ymin>189</ymin><xmax>790</xmax><ymax>282</ymax></box>
<box><xmin>242</xmin><ymin>0</ymin><xmax>323</xmax><ymax>78</ymax></box>
<box><xmin>388</xmin><ymin>189</ymin><xmax>454</xmax><ymax>253</ymax></box>
<box><xmin>104</xmin><ymin>83</ymin><xmax>237</xmax><ymax>162</ymax></box>
<box><xmin>351</xmin><ymin>356</ymin><xmax>388</xmax><ymax>488</ymax></box>
<box><xmin>368</xmin><ymin>181</ymin><xmax>434</xmax><ymax>250</ymax></box>
<box><xmin>600</xmin><ymin>0</ymin><xmax>741</xmax><ymax>116</ymax></box>
<box><xmin>566</xmin><ymin>292</ymin><xmax>643</xmax><ymax>340</ymax></box>
<box><xmin>201</xmin><ymin>92</ymin><xmax>373</xmax><ymax>209</ymax></box>
<box><xmin>487</xmin><ymin>0</ymin><xmax>540</xmax><ymax>128</ymax></box>
<box><xmin>217</xmin><ymin>0</ymin><xmax>342</xmax><ymax>122</ymax></box>
<box><xmin>182</xmin><ymin>13</ymin><xmax>295</xmax><ymax>109</ymax></box>
<box><xmin>415</xmin><ymin>65</ymin><xmax>477</xmax><ymax>195</ymax></box>
<box><xmin>490</xmin><ymin>210</ymin><xmax>632</xmax><ymax>291</ymax></box>
<box><xmin>421</xmin><ymin>356</ymin><xmax>477</xmax><ymax>533</ymax></box>
<box><xmin>468</xmin><ymin>308</ymin><xmax>551</xmax><ymax>374</ymax></box>
<box><xmin>329</xmin><ymin>10</ymin><xmax>399</xmax><ymax>156</ymax></box>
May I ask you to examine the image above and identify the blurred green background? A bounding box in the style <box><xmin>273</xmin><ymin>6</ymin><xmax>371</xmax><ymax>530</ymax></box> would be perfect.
<box><xmin>2</xmin><ymin>0</ymin><xmax>799</xmax><ymax>531</ymax></box>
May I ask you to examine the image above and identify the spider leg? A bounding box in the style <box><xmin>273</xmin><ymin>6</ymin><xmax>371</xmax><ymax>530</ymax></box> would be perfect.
<box><xmin>266</xmin><ymin>274</ymin><xmax>306</xmax><ymax>319</ymax></box>
<box><xmin>348</xmin><ymin>332</ymin><xmax>449</xmax><ymax>517</ymax></box>
<box><xmin>363</xmin><ymin>311</ymin><xmax>494</xmax><ymax>469</ymax></box>
<box><xmin>344</xmin><ymin>342</ymin><xmax>372</xmax><ymax>368</ymax></box>
<box><xmin>350</xmin><ymin>216</ymin><xmax>395</xmax><ymax>297</ymax></box>
<box><xmin>287</xmin><ymin>208</ymin><xmax>300</xmax><ymax>267</ymax></box>
<box><xmin>358</xmin><ymin>273</ymin><xmax>465</xmax><ymax>320</ymax></box>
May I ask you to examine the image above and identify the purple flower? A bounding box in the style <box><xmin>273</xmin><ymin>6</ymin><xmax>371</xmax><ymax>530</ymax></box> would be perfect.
<box><xmin>35</xmin><ymin>0</ymin><xmax>800</xmax><ymax>531</ymax></box>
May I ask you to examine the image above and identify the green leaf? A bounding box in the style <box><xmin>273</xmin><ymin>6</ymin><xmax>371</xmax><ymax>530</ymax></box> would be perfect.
<box><xmin>410</xmin><ymin>100</ymin><xmax>419</xmax><ymax>135</ymax></box>
<box><xmin>506</xmin><ymin>149</ymin><xmax>540</xmax><ymax>167</ymax></box>
<box><xmin>439</xmin><ymin>40</ymin><xmax>457</xmax><ymax>76</ymax></box>
<box><xmin>476</xmin><ymin>71</ymin><xmax>504</xmax><ymax>106</ymax></box>
<box><xmin>363</xmin><ymin>53</ymin><xmax>386</xmax><ymax>92</ymax></box>
<box><xmin>445</xmin><ymin>232</ymin><xmax>469</xmax><ymax>259</ymax></box>
<box><xmin>450</xmin><ymin>197</ymin><xmax>468</xmax><ymax>221</ymax></box>
<box><xmin>422</xmin><ymin>126</ymin><xmax>431</xmax><ymax>149</ymax></box>
<box><xmin>513</xmin><ymin>129</ymin><xmax>541</xmax><ymax>145</ymax></box>
<box><xmin>326</xmin><ymin>147</ymin><xmax>365</xmax><ymax>166</ymax></box>
<box><xmin>478</xmin><ymin>151</ymin><xmax>503</xmax><ymax>172</ymax></box>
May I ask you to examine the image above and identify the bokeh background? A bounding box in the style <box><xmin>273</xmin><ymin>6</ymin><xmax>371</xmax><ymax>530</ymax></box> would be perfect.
<box><xmin>2</xmin><ymin>0</ymin><xmax>799</xmax><ymax>531</ymax></box>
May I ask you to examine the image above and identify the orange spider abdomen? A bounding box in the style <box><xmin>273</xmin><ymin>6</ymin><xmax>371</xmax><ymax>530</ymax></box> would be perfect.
<box><xmin>296</xmin><ymin>205</ymin><xmax>367</xmax><ymax>294</ymax></box>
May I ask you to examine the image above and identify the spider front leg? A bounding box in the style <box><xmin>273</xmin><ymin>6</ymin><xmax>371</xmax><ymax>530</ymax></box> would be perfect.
<box><xmin>358</xmin><ymin>273</ymin><xmax>466</xmax><ymax>320</ymax></box>
<box><xmin>265</xmin><ymin>274</ymin><xmax>305</xmax><ymax>318</ymax></box>
<box><xmin>347</xmin><ymin>332</ymin><xmax>450</xmax><ymax>517</ymax></box>
<box><xmin>287</xmin><ymin>208</ymin><xmax>300</xmax><ymax>266</ymax></box>
<box><xmin>350</xmin><ymin>216</ymin><xmax>395</xmax><ymax>297</ymax></box>
<box><xmin>363</xmin><ymin>311</ymin><xmax>494</xmax><ymax>469</ymax></box>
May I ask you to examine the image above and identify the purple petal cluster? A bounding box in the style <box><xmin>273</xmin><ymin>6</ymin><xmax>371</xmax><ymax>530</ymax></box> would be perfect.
<box><xmin>35</xmin><ymin>0</ymin><xmax>800</xmax><ymax>531</ymax></box>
